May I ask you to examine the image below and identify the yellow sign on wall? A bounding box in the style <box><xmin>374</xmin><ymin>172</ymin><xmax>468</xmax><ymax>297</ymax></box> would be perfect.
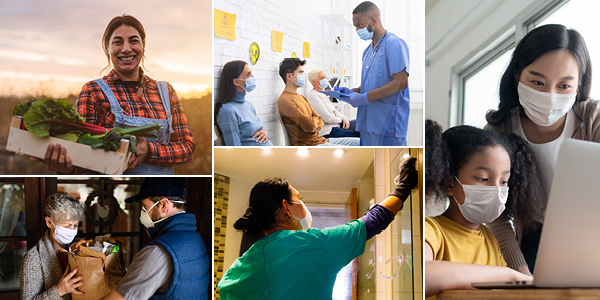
<box><xmin>250</xmin><ymin>42</ymin><xmax>260</xmax><ymax>65</ymax></box>
<box><xmin>214</xmin><ymin>9</ymin><xmax>236</xmax><ymax>41</ymax></box>
<box><xmin>303</xmin><ymin>42</ymin><xmax>310</xmax><ymax>58</ymax></box>
<box><xmin>272</xmin><ymin>30</ymin><xmax>283</xmax><ymax>53</ymax></box>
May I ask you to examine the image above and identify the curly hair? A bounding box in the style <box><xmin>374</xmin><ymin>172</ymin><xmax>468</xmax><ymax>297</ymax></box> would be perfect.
<box><xmin>44</xmin><ymin>192</ymin><xmax>86</xmax><ymax>222</ymax></box>
<box><xmin>425</xmin><ymin>119</ymin><xmax>547</xmax><ymax>231</ymax></box>
<box><xmin>233</xmin><ymin>177</ymin><xmax>293</xmax><ymax>237</ymax></box>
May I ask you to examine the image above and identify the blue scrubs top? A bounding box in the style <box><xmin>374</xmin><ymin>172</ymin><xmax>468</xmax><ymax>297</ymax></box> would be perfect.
<box><xmin>218</xmin><ymin>220</ymin><xmax>367</xmax><ymax>300</ymax></box>
<box><xmin>356</xmin><ymin>32</ymin><xmax>410</xmax><ymax>138</ymax></box>
<box><xmin>216</xmin><ymin>92</ymin><xmax>273</xmax><ymax>146</ymax></box>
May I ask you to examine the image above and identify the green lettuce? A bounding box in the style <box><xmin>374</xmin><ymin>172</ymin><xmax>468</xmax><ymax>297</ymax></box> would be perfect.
<box><xmin>22</xmin><ymin>99</ymin><xmax>86</xmax><ymax>138</ymax></box>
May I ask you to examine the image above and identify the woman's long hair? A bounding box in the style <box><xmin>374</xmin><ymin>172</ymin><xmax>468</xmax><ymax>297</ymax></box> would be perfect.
<box><xmin>215</xmin><ymin>60</ymin><xmax>247</xmax><ymax>122</ymax></box>
<box><xmin>426</xmin><ymin>119</ymin><xmax>547</xmax><ymax>231</ymax></box>
<box><xmin>234</xmin><ymin>178</ymin><xmax>293</xmax><ymax>237</ymax></box>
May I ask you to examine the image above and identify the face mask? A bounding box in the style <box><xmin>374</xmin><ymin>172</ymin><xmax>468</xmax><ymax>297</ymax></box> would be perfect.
<box><xmin>289</xmin><ymin>201</ymin><xmax>312</xmax><ymax>230</ymax></box>
<box><xmin>518</xmin><ymin>82</ymin><xmax>577</xmax><ymax>127</ymax></box>
<box><xmin>357</xmin><ymin>19</ymin><xmax>374</xmax><ymax>40</ymax></box>
<box><xmin>453</xmin><ymin>177</ymin><xmax>509</xmax><ymax>224</ymax></box>
<box><xmin>140</xmin><ymin>200</ymin><xmax>186</xmax><ymax>229</ymax></box>
<box><xmin>140</xmin><ymin>201</ymin><xmax>160</xmax><ymax>229</ymax></box>
<box><xmin>319</xmin><ymin>78</ymin><xmax>329</xmax><ymax>89</ymax></box>
<box><xmin>50</xmin><ymin>219</ymin><xmax>78</xmax><ymax>245</ymax></box>
<box><xmin>291</xmin><ymin>74</ymin><xmax>305</xmax><ymax>88</ymax></box>
<box><xmin>237</xmin><ymin>76</ymin><xmax>257</xmax><ymax>93</ymax></box>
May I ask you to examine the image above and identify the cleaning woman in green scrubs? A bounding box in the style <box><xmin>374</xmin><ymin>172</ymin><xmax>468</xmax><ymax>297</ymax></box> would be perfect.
<box><xmin>217</xmin><ymin>157</ymin><xmax>418</xmax><ymax>299</ymax></box>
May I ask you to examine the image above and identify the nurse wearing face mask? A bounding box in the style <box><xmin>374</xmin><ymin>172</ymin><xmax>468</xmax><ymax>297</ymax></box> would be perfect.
<box><xmin>334</xmin><ymin>1</ymin><xmax>410</xmax><ymax>146</ymax></box>
<box><xmin>218</xmin><ymin>157</ymin><xmax>419</xmax><ymax>300</ymax></box>
<box><xmin>215</xmin><ymin>60</ymin><xmax>272</xmax><ymax>146</ymax></box>
<box><xmin>424</xmin><ymin>120</ymin><xmax>546</xmax><ymax>298</ymax></box>
<box><xmin>20</xmin><ymin>193</ymin><xmax>87</xmax><ymax>299</ymax></box>
<box><xmin>484</xmin><ymin>24</ymin><xmax>599</xmax><ymax>276</ymax></box>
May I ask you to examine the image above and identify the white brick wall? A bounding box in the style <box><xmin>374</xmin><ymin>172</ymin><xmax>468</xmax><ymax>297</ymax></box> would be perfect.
<box><xmin>215</xmin><ymin>0</ymin><xmax>424</xmax><ymax>146</ymax></box>
<box><xmin>215</xmin><ymin>0</ymin><xmax>333</xmax><ymax>146</ymax></box>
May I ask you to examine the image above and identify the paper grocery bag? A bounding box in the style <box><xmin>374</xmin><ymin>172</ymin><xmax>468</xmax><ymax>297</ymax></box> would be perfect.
<box><xmin>68</xmin><ymin>244</ymin><xmax>126</xmax><ymax>300</ymax></box>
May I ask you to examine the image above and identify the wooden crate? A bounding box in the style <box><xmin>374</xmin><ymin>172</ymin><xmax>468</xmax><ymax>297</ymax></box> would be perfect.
<box><xmin>6</xmin><ymin>117</ymin><xmax>132</xmax><ymax>174</ymax></box>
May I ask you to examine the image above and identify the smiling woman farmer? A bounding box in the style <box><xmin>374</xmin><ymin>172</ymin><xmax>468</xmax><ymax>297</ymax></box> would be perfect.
<box><xmin>36</xmin><ymin>14</ymin><xmax>195</xmax><ymax>175</ymax></box>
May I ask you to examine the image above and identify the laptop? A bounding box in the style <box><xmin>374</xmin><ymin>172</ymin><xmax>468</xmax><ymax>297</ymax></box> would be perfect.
<box><xmin>472</xmin><ymin>138</ymin><xmax>600</xmax><ymax>289</ymax></box>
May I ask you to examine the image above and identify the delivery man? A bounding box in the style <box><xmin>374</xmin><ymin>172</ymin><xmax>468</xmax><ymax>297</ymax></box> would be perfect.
<box><xmin>102</xmin><ymin>177</ymin><xmax>209</xmax><ymax>300</ymax></box>
<box><xmin>335</xmin><ymin>1</ymin><xmax>410</xmax><ymax>146</ymax></box>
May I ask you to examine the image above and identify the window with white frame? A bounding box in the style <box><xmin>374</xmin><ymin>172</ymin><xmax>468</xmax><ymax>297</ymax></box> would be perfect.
<box><xmin>463</xmin><ymin>49</ymin><xmax>514</xmax><ymax>128</ymax></box>
<box><xmin>535</xmin><ymin>0</ymin><xmax>600</xmax><ymax>99</ymax></box>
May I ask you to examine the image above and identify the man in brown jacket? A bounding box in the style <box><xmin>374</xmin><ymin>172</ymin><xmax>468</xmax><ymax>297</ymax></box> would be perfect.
<box><xmin>277</xmin><ymin>58</ymin><xmax>359</xmax><ymax>146</ymax></box>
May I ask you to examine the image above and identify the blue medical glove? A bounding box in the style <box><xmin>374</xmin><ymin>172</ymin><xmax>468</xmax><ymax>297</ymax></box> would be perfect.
<box><xmin>341</xmin><ymin>92</ymin><xmax>369</xmax><ymax>107</ymax></box>
<box><xmin>334</xmin><ymin>86</ymin><xmax>354</xmax><ymax>95</ymax></box>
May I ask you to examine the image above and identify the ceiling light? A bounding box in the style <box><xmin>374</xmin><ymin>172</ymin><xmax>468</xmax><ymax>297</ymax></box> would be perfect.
<box><xmin>402</xmin><ymin>153</ymin><xmax>411</xmax><ymax>159</ymax></box>
<box><xmin>333</xmin><ymin>149</ymin><xmax>346</xmax><ymax>158</ymax></box>
<box><xmin>296</xmin><ymin>148</ymin><xmax>310</xmax><ymax>157</ymax></box>
<box><xmin>262</xmin><ymin>148</ymin><xmax>273</xmax><ymax>156</ymax></box>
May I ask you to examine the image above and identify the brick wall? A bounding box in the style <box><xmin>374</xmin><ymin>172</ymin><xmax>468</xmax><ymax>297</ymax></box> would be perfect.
<box><xmin>214</xmin><ymin>0</ymin><xmax>333</xmax><ymax>146</ymax></box>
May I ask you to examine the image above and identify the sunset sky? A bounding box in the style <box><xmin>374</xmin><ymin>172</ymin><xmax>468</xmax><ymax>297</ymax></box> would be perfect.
<box><xmin>0</xmin><ymin>0</ymin><xmax>211</xmax><ymax>99</ymax></box>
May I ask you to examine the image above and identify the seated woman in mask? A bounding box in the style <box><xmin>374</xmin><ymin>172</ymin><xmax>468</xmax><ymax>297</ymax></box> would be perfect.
<box><xmin>20</xmin><ymin>193</ymin><xmax>86</xmax><ymax>299</ymax></box>
<box><xmin>215</xmin><ymin>60</ymin><xmax>272</xmax><ymax>146</ymax></box>
<box><xmin>217</xmin><ymin>157</ymin><xmax>418</xmax><ymax>299</ymax></box>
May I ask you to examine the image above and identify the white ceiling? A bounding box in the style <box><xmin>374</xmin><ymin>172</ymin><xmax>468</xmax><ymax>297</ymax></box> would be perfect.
<box><xmin>214</xmin><ymin>148</ymin><xmax>374</xmax><ymax>193</ymax></box>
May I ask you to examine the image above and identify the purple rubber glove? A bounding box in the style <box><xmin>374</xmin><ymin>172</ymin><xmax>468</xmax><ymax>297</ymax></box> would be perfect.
<box><xmin>341</xmin><ymin>92</ymin><xmax>369</xmax><ymax>107</ymax></box>
<box><xmin>334</xmin><ymin>86</ymin><xmax>354</xmax><ymax>95</ymax></box>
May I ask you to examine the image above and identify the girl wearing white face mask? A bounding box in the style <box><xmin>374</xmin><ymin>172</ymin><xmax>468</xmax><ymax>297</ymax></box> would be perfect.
<box><xmin>485</xmin><ymin>24</ymin><xmax>599</xmax><ymax>276</ymax></box>
<box><xmin>424</xmin><ymin>120</ymin><xmax>547</xmax><ymax>298</ymax></box>
<box><xmin>219</xmin><ymin>161</ymin><xmax>419</xmax><ymax>300</ymax></box>
<box><xmin>20</xmin><ymin>193</ymin><xmax>87</xmax><ymax>299</ymax></box>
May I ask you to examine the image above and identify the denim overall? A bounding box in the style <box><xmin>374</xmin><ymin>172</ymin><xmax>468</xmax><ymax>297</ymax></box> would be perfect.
<box><xmin>95</xmin><ymin>79</ymin><xmax>174</xmax><ymax>175</ymax></box>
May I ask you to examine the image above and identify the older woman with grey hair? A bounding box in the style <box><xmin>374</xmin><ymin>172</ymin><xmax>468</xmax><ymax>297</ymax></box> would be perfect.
<box><xmin>20</xmin><ymin>193</ymin><xmax>87</xmax><ymax>299</ymax></box>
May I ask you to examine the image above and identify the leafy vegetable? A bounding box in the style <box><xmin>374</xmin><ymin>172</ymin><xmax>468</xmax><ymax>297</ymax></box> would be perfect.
<box><xmin>112</xmin><ymin>123</ymin><xmax>161</xmax><ymax>139</ymax></box>
<box><xmin>13</xmin><ymin>99</ymin><xmax>37</xmax><ymax>116</ymax></box>
<box><xmin>13</xmin><ymin>99</ymin><xmax>160</xmax><ymax>154</ymax></box>
<box><xmin>54</xmin><ymin>133</ymin><xmax>81</xmax><ymax>143</ymax></box>
<box><xmin>22</xmin><ymin>99</ymin><xmax>86</xmax><ymax>137</ymax></box>
<box><xmin>77</xmin><ymin>123</ymin><xmax>161</xmax><ymax>154</ymax></box>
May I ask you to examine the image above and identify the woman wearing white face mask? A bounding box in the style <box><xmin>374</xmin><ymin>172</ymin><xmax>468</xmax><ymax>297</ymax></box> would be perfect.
<box><xmin>218</xmin><ymin>158</ymin><xmax>419</xmax><ymax>300</ymax></box>
<box><xmin>20</xmin><ymin>193</ymin><xmax>86</xmax><ymax>299</ymax></box>
<box><xmin>424</xmin><ymin>120</ymin><xmax>547</xmax><ymax>298</ymax></box>
<box><xmin>215</xmin><ymin>60</ymin><xmax>272</xmax><ymax>146</ymax></box>
<box><xmin>485</xmin><ymin>24</ymin><xmax>600</xmax><ymax>276</ymax></box>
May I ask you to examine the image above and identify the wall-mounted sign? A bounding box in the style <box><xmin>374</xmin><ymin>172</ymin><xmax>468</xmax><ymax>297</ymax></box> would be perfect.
<box><xmin>303</xmin><ymin>42</ymin><xmax>310</xmax><ymax>58</ymax></box>
<box><xmin>250</xmin><ymin>42</ymin><xmax>260</xmax><ymax>65</ymax></box>
<box><xmin>214</xmin><ymin>9</ymin><xmax>236</xmax><ymax>41</ymax></box>
<box><xmin>272</xmin><ymin>30</ymin><xmax>283</xmax><ymax>53</ymax></box>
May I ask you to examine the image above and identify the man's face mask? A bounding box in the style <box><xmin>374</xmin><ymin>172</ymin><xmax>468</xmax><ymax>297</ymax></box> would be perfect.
<box><xmin>357</xmin><ymin>18</ymin><xmax>374</xmax><ymax>40</ymax></box>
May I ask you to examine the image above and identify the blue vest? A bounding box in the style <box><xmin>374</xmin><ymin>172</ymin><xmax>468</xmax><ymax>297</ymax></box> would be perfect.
<box><xmin>146</xmin><ymin>213</ymin><xmax>209</xmax><ymax>300</ymax></box>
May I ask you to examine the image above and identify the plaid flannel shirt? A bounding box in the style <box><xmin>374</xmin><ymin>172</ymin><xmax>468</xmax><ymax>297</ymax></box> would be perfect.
<box><xmin>76</xmin><ymin>70</ymin><xmax>195</xmax><ymax>167</ymax></box>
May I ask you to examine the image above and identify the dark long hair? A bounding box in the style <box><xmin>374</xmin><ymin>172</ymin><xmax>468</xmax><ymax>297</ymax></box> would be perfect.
<box><xmin>215</xmin><ymin>60</ymin><xmax>247</xmax><ymax>122</ymax></box>
<box><xmin>487</xmin><ymin>24</ymin><xmax>591</xmax><ymax>130</ymax></box>
<box><xmin>233</xmin><ymin>178</ymin><xmax>293</xmax><ymax>237</ymax></box>
<box><xmin>425</xmin><ymin>119</ymin><xmax>547</xmax><ymax>231</ymax></box>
